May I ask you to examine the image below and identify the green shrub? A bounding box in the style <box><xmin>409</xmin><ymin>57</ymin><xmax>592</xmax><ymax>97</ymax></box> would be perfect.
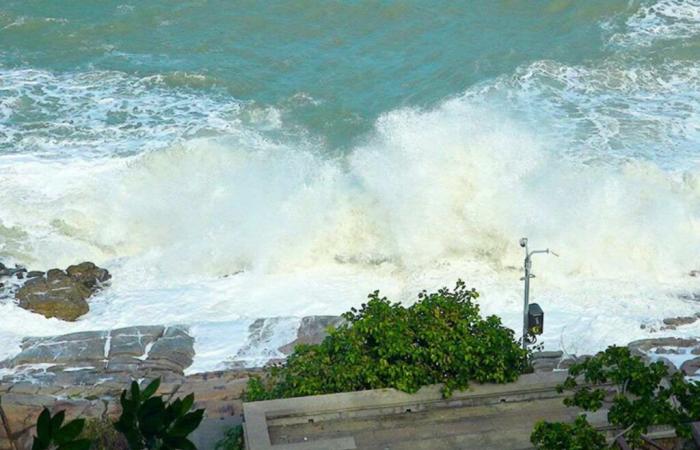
<box><xmin>531</xmin><ymin>415</ymin><xmax>607</xmax><ymax>450</ymax></box>
<box><xmin>214</xmin><ymin>425</ymin><xmax>244</xmax><ymax>450</ymax></box>
<box><xmin>32</xmin><ymin>407</ymin><xmax>91</xmax><ymax>450</ymax></box>
<box><xmin>81</xmin><ymin>418</ymin><xmax>129</xmax><ymax>450</ymax></box>
<box><xmin>247</xmin><ymin>280</ymin><xmax>527</xmax><ymax>400</ymax></box>
<box><xmin>114</xmin><ymin>378</ymin><xmax>205</xmax><ymax>450</ymax></box>
<box><xmin>531</xmin><ymin>346</ymin><xmax>700</xmax><ymax>448</ymax></box>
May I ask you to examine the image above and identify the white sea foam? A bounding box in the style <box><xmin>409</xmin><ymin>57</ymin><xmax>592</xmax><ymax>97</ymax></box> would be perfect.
<box><xmin>608</xmin><ymin>0</ymin><xmax>700</xmax><ymax>47</ymax></box>
<box><xmin>469</xmin><ymin>59</ymin><xmax>700</xmax><ymax>168</ymax></box>
<box><xmin>1</xmin><ymin>92</ymin><xmax>699</xmax><ymax>368</ymax></box>
<box><xmin>0</xmin><ymin>68</ymin><xmax>245</xmax><ymax>157</ymax></box>
<box><xmin>3</xmin><ymin>101</ymin><xmax>699</xmax><ymax>279</ymax></box>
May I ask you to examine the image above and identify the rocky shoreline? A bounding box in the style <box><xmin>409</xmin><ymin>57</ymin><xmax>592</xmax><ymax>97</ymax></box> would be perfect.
<box><xmin>1</xmin><ymin>260</ymin><xmax>699</xmax><ymax>448</ymax></box>
<box><xmin>0</xmin><ymin>317</ymin><xmax>698</xmax><ymax>449</ymax></box>
<box><xmin>0</xmin><ymin>315</ymin><xmax>344</xmax><ymax>449</ymax></box>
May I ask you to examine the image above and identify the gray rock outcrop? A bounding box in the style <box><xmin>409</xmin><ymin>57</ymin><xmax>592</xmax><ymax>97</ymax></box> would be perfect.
<box><xmin>278</xmin><ymin>315</ymin><xmax>346</xmax><ymax>354</ymax></box>
<box><xmin>1</xmin><ymin>325</ymin><xmax>194</xmax><ymax>385</ymax></box>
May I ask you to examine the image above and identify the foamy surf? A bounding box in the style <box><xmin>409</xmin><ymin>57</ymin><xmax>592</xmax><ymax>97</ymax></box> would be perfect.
<box><xmin>1</xmin><ymin>0</ymin><xmax>699</xmax><ymax>372</ymax></box>
<box><xmin>1</xmin><ymin>97</ymin><xmax>699</xmax><ymax>370</ymax></box>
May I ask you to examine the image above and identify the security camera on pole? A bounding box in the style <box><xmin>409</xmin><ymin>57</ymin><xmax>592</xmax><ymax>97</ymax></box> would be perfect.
<box><xmin>519</xmin><ymin>237</ymin><xmax>557</xmax><ymax>350</ymax></box>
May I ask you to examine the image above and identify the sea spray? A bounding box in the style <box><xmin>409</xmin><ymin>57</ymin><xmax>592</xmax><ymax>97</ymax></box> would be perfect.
<box><xmin>1</xmin><ymin>0</ymin><xmax>699</xmax><ymax>370</ymax></box>
<box><xmin>2</xmin><ymin>101</ymin><xmax>698</xmax><ymax>281</ymax></box>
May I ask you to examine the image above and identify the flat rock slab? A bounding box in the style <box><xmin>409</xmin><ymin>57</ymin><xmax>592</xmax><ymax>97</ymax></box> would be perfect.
<box><xmin>1</xmin><ymin>325</ymin><xmax>193</xmax><ymax>386</ymax></box>
<box><xmin>11</xmin><ymin>330</ymin><xmax>109</xmax><ymax>366</ymax></box>
<box><xmin>628</xmin><ymin>337</ymin><xmax>700</xmax><ymax>352</ymax></box>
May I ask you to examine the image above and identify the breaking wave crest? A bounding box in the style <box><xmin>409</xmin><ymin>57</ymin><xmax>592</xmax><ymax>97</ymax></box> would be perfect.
<box><xmin>2</xmin><ymin>98</ymin><xmax>699</xmax><ymax>284</ymax></box>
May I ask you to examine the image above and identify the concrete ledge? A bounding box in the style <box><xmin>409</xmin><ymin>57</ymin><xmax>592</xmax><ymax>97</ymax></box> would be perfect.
<box><xmin>243</xmin><ymin>372</ymin><xmax>569</xmax><ymax>450</ymax></box>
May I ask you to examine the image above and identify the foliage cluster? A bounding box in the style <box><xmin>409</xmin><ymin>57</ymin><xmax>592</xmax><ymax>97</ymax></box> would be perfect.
<box><xmin>213</xmin><ymin>425</ymin><xmax>244</xmax><ymax>450</ymax></box>
<box><xmin>81</xmin><ymin>418</ymin><xmax>129</xmax><ymax>450</ymax></box>
<box><xmin>531</xmin><ymin>346</ymin><xmax>700</xmax><ymax>449</ymax></box>
<box><xmin>531</xmin><ymin>416</ymin><xmax>607</xmax><ymax>450</ymax></box>
<box><xmin>32</xmin><ymin>408</ymin><xmax>91</xmax><ymax>450</ymax></box>
<box><xmin>247</xmin><ymin>280</ymin><xmax>528</xmax><ymax>400</ymax></box>
<box><xmin>16</xmin><ymin>378</ymin><xmax>204</xmax><ymax>450</ymax></box>
<box><xmin>114</xmin><ymin>379</ymin><xmax>204</xmax><ymax>450</ymax></box>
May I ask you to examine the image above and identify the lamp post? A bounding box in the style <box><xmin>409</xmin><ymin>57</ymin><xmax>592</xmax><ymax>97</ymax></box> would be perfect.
<box><xmin>519</xmin><ymin>238</ymin><xmax>557</xmax><ymax>350</ymax></box>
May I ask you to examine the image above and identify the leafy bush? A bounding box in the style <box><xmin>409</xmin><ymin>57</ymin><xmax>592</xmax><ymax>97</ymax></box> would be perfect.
<box><xmin>114</xmin><ymin>378</ymin><xmax>205</xmax><ymax>450</ymax></box>
<box><xmin>531</xmin><ymin>346</ymin><xmax>700</xmax><ymax>448</ymax></box>
<box><xmin>531</xmin><ymin>415</ymin><xmax>607</xmax><ymax>450</ymax></box>
<box><xmin>247</xmin><ymin>280</ymin><xmax>527</xmax><ymax>400</ymax></box>
<box><xmin>81</xmin><ymin>418</ymin><xmax>129</xmax><ymax>450</ymax></box>
<box><xmin>32</xmin><ymin>408</ymin><xmax>91</xmax><ymax>450</ymax></box>
<box><xmin>214</xmin><ymin>425</ymin><xmax>244</xmax><ymax>450</ymax></box>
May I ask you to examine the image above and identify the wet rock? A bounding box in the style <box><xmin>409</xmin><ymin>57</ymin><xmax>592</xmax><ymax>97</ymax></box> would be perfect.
<box><xmin>679</xmin><ymin>292</ymin><xmax>700</xmax><ymax>301</ymax></box>
<box><xmin>3</xmin><ymin>326</ymin><xmax>194</xmax><ymax>380</ymax></box>
<box><xmin>0</xmin><ymin>265</ymin><xmax>25</xmax><ymax>278</ymax></box>
<box><xmin>13</xmin><ymin>262</ymin><xmax>110</xmax><ymax>321</ymax></box>
<box><xmin>654</xmin><ymin>347</ymin><xmax>682</xmax><ymax>354</ymax></box>
<box><xmin>143</xmin><ymin>326</ymin><xmax>194</xmax><ymax>375</ymax></box>
<box><xmin>1</xmin><ymin>326</ymin><xmax>195</xmax><ymax>386</ymax></box>
<box><xmin>46</xmin><ymin>268</ymin><xmax>66</xmax><ymax>281</ymax></box>
<box><xmin>278</xmin><ymin>315</ymin><xmax>345</xmax><ymax>354</ymax></box>
<box><xmin>15</xmin><ymin>275</ymin><xmax>91</xmax><ymax>321</ymax></box>
<box><xmin>661</xmin><ymin>315</ymin><xmax>698</xmax><ymax>330</ymax></box>
<box><xmin>628</xmin><ymin>337</ymin><xmax>699</xmax><ymax>353</ymax></box>
<box><xmin>680</xmin><ymin>357</ymin><xmax>700</xmax><ymax>376</ymax></box>
<box><xmin>662</xmin><ymin>316</ymin><xmax>697</xmax><ymax>325</ymax></box>
<box><xmin>107</xmin><ymin>326</ymin><xmax>164</xmax><ymax>358</ymax></box>
<box><xmin>11</xmin><ymin>331</ymin><xmax>108</xmax><ymax>366</ymax></box>
<box><xmin>66</xmin><ymin>262</ymin><xmax>111</xmax><ymax>291</ymax></box>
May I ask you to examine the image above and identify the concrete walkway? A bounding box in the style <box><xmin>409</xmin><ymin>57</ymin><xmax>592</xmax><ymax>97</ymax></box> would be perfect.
<box><xmin>269</xmin><ymin>396</ymin><xmax>580</xmax><ymax>450</ymax></box>
<box><xmin>243</xmin><ymin>372</ymin><xmax>609</xmax><ymax>450</ymax></box>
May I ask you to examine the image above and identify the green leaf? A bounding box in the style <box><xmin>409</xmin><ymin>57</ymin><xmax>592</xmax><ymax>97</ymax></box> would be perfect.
<box><xmin>36</xmin><ymin>408</ymin><xmax>52</xmax><ymax>442</ymax></box>
<box><xmin>57</xmin><ymin>439</ymin><xmax>92</xmax><ymax>450</ymax></box>
<box><xmin>142</xmin><ymin>378</ymin><xmax>161</xmax><ymax>400</ymax></box>
<box><xmin>50</xmin><ymin>410</ymin><xmax>65</xmax><ymax>434</ymax></box>
<box><xmin>131</xmin><ymin>381</ymin><xmax>141</xmax><ymax>402</ymax></box>
<box><xmin>163</xmin><ymin>436</ymin><xmax>197</xmax><ymax>450</ymax></box>
<box><xmin>32</xmin><ymin>437</ymin><xmax>48</xmax><ymax>450</ymax></box>
<box><xmin>170</xmin><ymin>409</ymin><xmax>204</xmax><ymax>437</ymax></box>
<box><xmin>180</xmin><ymin>393</ymin><xmax>194</xmax><ymax>415</ymax></box>
<box><xmin>55</xmin><ymin>418</ymin><xmax>85</xmax><ymax>444</ymax></box>
<box><xmin>138</xmin><ymin>397</ymin><xmax>166</xmax><ymax>435</ymax></box>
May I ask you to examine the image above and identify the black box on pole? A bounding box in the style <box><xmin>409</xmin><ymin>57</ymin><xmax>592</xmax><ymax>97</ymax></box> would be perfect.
<box><xmin>528</xmin><ymin>303</ymin><xmax>544</xmax><ymax>335</ymax></box>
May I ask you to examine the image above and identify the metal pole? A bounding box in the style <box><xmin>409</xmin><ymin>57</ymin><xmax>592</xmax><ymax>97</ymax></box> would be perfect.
<box><xmin>522</xmin><ymin>250</ymin><xmax>531</xmax><ymax>350</ymax></box>
<box><xmin>520</xmin><ymin>238</ymin><xmax>556</xmax><ymax>351</ymax></box>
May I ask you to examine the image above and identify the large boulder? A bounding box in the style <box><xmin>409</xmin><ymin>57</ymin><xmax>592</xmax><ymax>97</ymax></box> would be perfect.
<box><xmin>13</xmin><ymin>262</ymin><xmax>110</xmax><ymax>321</ymax></box>
<box><xmin>681</xmin><ymin>357</ymin><xmax>700</xmax><ymax>376</ymax></box>
<box><xmin>15</xmin><ymin>271</ymin><xmax>91</xmax><ymax>321</ymax></box>
<box><xmin>66</xmin><ymin>262</ymin><xmax>111</xmax><ymax>291</ymax></box>
<box><xmin>278</xmin><ymin>315</ymin><xmax>345</xmax><ymax>354</ymax></box>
